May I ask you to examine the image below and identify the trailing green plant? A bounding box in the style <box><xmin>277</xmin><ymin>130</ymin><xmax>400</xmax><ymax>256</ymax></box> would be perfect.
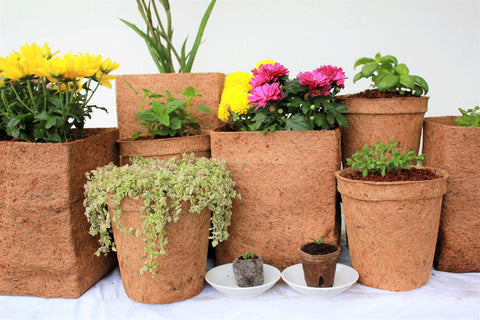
<box><xmin>124</xmin><ymin>82</ymin><xmax>212</xmax><ymax>139</ymax></box>
<box><xmin>121</xmin><ymin>0</ymin><xmax>216</xmax><ymax>73</ymax></box>
<box><xmin>346</xmin><ymin>140</ymin><xmax>425</xmax><ymax>177</ymax></box>
<box><xmin>455</xmin><ymin>106</ymin><xmax>480</xmax><ymax>127</ymax></box>
<box><xmin>240</xmin><ymin>251</ymin><xmax>255</xmax><ymax>260</ymax></box>
<box><xmin>310</xmin><ymin>236</ymin><xmax>326</xmax><ymax>245</ymax></box>
<box><xmin>353</xmin><ymin>53</ymin><xmax>429</xmax><ymax>96</ymax></box>
<box><xmin>83</xmin><ymin>154</ymin><xmax>240</xmax><ymax>275</ymax></box>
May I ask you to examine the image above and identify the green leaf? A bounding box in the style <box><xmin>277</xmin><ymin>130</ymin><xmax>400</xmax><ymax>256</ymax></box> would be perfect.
<box><xmin>169</xmin><ymin>117</ymin><xmax>182</xmax><ymax>130</ymax></box>
<box><xmin>45</xmin><ymin>117</ymin><xmax>56</xmax><ymax>129</ymax></box>
<box><xmin>376</xmin><ymin>74</ymin><xmax>398</xmax><ymax>91</ymax></box>
<box><xmin>165</xmin><ymin>99</ymin><xmax>183</xmax><ymax>113</ymax></box>
<box><xmin>353</xmin><ymin>72</ymin><xmax>363</xmax><ymax>83</ymax></box>
<box><xmin>158</xmin><ymin>113</ymin><xmax>170</xmax><ymax>126</ymax></box>
<box><xmin>196</xmin><ymin>105</ymin><xmax>212</xmax><ymax>113</ymax></box>
<box><xmin>354</xmin><ymin>57</ymin><xmax>375</xmax><ymax>69</ymax></box>
<box><xmin>394</xmin><ymin>63</ymin><xmax>409</xmax><ymax>75</ymax></box>
<box><xmin>151</xmin><ymin>101</ymin><xmax>166</xmax><ymax>113</ymax></box>
<box><xmin>413</xmin><ymin>75</ymin><xmax>429</xmax><ymax>94</ymax></box>
<box><xmin>285</xmin><ymin>114</ymin><xmax>311</xmax><ymax>131</ymax></box>
<box><xmin>135</xmin><ymin>111</ymin><xmax>158</xmax><ymax>122</ymax></box>
<box><xmin>361</xmin><ymin>62</ymin><xmax>379</xmax><ymax>77</ymax></box>
<box><xmin>131</xmin><ymin>131</ymin><xmax>143</xmax><ymax>140</ymax></box>
<box><xmin>378</xmin><ymin>55</ymin><xmax>398</xmax><ymax>65</ymax></box>
<box><xmin>399</xmin><ymin>74</ymin><xmax>416</xmax><ymax>90</ymax></box>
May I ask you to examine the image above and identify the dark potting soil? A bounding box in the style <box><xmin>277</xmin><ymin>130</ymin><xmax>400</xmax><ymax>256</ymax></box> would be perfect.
<box><xmin>345</xmin><ymin>167</ymin><xmax>440</xmax><ymax>182</ymax></box>
<box><xmin>348</xmin><ymin>89</ymin><xmax>416</xmax><ymax>99</ymax></box>
<box><xmin>301</xmin><ymin>242</ymin><xmax>337</xmax><ymax>255</ymax></box>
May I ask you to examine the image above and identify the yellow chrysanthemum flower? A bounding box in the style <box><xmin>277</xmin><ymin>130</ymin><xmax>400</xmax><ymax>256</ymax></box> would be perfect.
<box><xmin>38</xmin><ymin>56</ymin><xmax>66</xmax><ymax>79</ymax></box>
<box><xmin>224</xmin><ymin>87</ymin><xmax>250</xmax><ymax>115</ymax></box>
<box><xmin>100</xmin><ymin>57</ymin><xmax>120</xmax><ymax>74</ymax></box>
<box><xmin>94</xmin><ymin>72</ymin><xmax>117</xmax><ymax>89</ymax></box>
<box><xmin>218</xmin><ymin>101</ymin><xmax>231</xmax><ymax>122</ymax></box>
<box><xmin>224</xmin><ymin>71</ymin><xmax>253</xmax><ymax>91</ymax></box>
<box><xmin>255</xmin><ymin>59</ymin><xmax>276</xmax><ymax>70</ymax></box>
<box><xmin>71</xmin><ymin>53</ymin><xmax>102</xmax><ymax>78</ymax></box>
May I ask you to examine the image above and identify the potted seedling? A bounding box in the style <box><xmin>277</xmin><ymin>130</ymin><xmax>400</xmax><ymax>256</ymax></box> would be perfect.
<box><xmin>339</xmin><ymin>52</ymin><xmax>429</xmax><ymax>166</ymax></box>
<box><xmin>117</xmin><ymin>84</ymin><xmax>213</xmax><ymax>164</ymax></box>
<box><xmin>335</xmin><ymin>140</ymin><xmax>448</xmax><ymax>291</ymax></box>
<box><xmin>232</xmin><ymin>251</ymin><xmax>264</xmax><ymax>287</ymax></box>
<box><xmin>298</xmin><ymin>236</ymin><xmax>341</xmax><ymax>288</ymax></box>
<box><xmin>83</xmin><ymin>155</ymin><xmax>239</xmax><ymax>304</ymax></box>
<box><xmin>423</xmin><ymin>106</ymin><xmax>480</xmax><ymax>272</ymax></box>
<box><xmin>117</xmin><ymin>0</ymin><xmax>224</xmax><ymax>142</ymax></box>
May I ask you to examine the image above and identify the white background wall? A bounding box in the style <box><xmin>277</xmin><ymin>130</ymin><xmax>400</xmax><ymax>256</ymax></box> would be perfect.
<box><xmin>1</xmin><ymin>0</ymin><xmax>479</xmax><ymax>128</ymax></box>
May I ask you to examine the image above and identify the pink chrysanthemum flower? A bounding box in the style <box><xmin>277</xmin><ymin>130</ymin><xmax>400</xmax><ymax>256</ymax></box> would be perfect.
<box><xmin>297</xmin><ymin>70</ymin><xmax>331</xmax><ymax>96</ymax></box>
<box><xmin>250</xmin><ymin>63</ymin><xmax>289</xmax><ymax>88</ymax></box>
<box><xmin>248</xmin><ymin>82</ymin><xmax>285</xmax><ymax>111</ymax></box>
<box><xmin>315</xmin><ymin>65</ymin><xmax>345</xmax><ymax>88</ymax></box>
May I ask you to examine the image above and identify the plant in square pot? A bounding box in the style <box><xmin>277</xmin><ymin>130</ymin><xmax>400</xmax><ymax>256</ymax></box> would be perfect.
<box><xmin>232</xmin><ymin>251</ymin><xmax>264</xmax><ymax>287</ymax></box>
<box><xmin>116</xmin><ymin>0</ymin><xmax>224</xmax><ymax>153</ymax></box>
<box><xmin>0</xmin><ymin>43</ymin><xmax>119</xmax><ymax>298</ymax></box>
<box><xmin>422</xmin><ymin>106</ymin><xmax>480</xmax><ymax>272</ymax></box>
<box><xmin>211</xmin><ymin>60</ymin><xmax>348</xmax><ymax>270</ymax></box>
<box><xmin>117</xmin><ymin>84</ymin><xmax>213</xmax><ymax>165</ymax></box>
<box><xmin>83</xmin><ymin>155</ymin><xmax>239</xmax><ymax>304</ymax></box>
<box><xmin>339</xmin><ymin>53</ymin><xmax>429</xmax><ymax>166</ymax></box>
<box><xmin>299</xmin><ymin>236</ymin><xmax>341</xmax><ymax>287</ymax></box>
<box><xmin>335</xmin><ymin>140</ymin><xmax>448</xmax><ymax>291</ymax></box>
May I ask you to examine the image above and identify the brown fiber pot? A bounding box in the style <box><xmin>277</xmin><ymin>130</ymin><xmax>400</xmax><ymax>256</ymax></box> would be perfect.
<box><xmin>0</xmin><ymin>128</ymin><xmax>119</xmax><ymax>298</ymax></box>
<box><xmin>338</xmin><ymin>95</ymin><xmax>428</xmax><ymax>166</ymax></box>
<box><xmin>118</xmin><ymin>134</ymin><xmax>210</xmax><ymax>165</ymax></box>
<box><xmin>423</xmin><ymin>116</ymin><xmax>480</xmax><ymax>272</ymax></box>
<box><xmin>299</xmin><ymin>244</ymin><xmax>340</xmax><ymax>287</ymax></box>
<box><xmin>335</xmin><ymin>167</ymin><xmax>448</xmax><ymax>291</ymax></box>
<box><xmin>111</xmin><ymin>197</ymin><xmax>210</xmax><ymax>304</ymax></box>
<box><xmin>211</xmin><ymin>127</ymin><xmax>341</xmax><ymax>270</ymax></box>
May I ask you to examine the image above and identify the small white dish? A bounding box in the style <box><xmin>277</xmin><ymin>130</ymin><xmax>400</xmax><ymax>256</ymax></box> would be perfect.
<box><xmin>205</xmin><ymin>263</ymin><xmax>281</xmax><ymax>298</ymax></box>
<box><xmin>281</xmin><ymin>263</ymin><xmax>359</xmax><ymax>297</ymax></box>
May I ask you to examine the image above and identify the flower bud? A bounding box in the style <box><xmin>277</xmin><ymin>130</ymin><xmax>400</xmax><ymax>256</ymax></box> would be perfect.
<box><xmin>309</xmin><ymin>116</ymin><xmax>315</xmax><ymax>121</ymax></box>
<box><xmin>268</xmin><ymin>105</ymin><xmax>275</xmax><ymax>112</ymax></box>
<box><xmin>278</xmin><ymin>109</ymin><xmax>283</xmax><ymax>114</ymax></box>
<box><xmin>310</xmin><ymin>105</ymin><xmax>316</xmax><ymax>110</ymax></box>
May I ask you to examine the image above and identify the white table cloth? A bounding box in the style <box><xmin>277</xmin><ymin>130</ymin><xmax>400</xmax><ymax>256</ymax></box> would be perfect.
<box><xmin>1</xmin><ymin>240</ymin><xmax>479</xmax><ymax>320</ymax></box>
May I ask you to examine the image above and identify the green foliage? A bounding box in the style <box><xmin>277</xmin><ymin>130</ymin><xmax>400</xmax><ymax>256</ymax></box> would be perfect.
<box><xmin>83</xmin><ymin>154</ymin><xmax>240</xmax><ymax>275</ymax></box>
<box><xmin>455</xmin><ymin>106</ymin><xmax>480</xmax><ymax>127</ymax></box>
<box><xmin>0</xmin><ymin>78</ymin><xmax>106</xmax><ymax>142</ymax></box>
<box><xmin>310</xmin><ymin>236</ymin><xmax>326</xmax><ymax>245</ymax></box>
<box><xmin>346</xmin><ymin>140</ymin><xmax>425</xmax><ymax>177</ymax></box>
<box><xmin>353</xmin><ymin>53</ymin><xmax>429</xmax><ymax>96</ymax></box>
<box><xmin>232</xmin><ymin>78</ymin><xmax>349</xmax><ymax>133</ymax></box>
<box><xmin>240</xmin><ymin>251</ymin><xmax>255</xmax><ymax>260</ymax></box>
<box><xmin>121</xmin><ymin>0</ymin><xmax>216</xmax><ymax>73</ymax></box>
<box><xmin>125</xmin><ymin>82</ymin><xmax>212</xmax><ymax>139</ymax></box>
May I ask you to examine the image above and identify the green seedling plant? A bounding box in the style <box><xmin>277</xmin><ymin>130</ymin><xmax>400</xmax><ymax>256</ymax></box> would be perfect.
<box><xmin>455</xmin><ymin>106</ymin><xmax>480</xmax><ymax>127</ymax></box>
<box><xmin>353</xmin><ymin>53</ymin><xmax>429</xmax><ymax>96</ymax></box>
<box><xmin>346</xmin><ymin>140</ymin><xmax>425</xmax><ymax>177</ymax></box>
<box><xmin>310</xmin><ymin>236</ymin><xmax>326</xmax><ymax>245</ymax></box>
<box><xmin>240</xmin><ymin>251</ymin><xmax>255</xmax><ymax>260</ymax></box>
<box><xmin>121</xmin><ymin>0</ymin><xmax>216</xmax><ymax>73</ymax></box>
<box><xmin>124</xmin><ymin>82</ymin><xmax>212</xmax><ymax>139</ymax></box>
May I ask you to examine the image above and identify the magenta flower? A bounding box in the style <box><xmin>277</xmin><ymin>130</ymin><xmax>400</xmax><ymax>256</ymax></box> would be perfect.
<box><xmin>315</xmin><ymin>65</ymin><xmax>345</xmax><ymax>88</ymax></box>
<box><xmin>250</xmin><ymin>63</ymin><xmax>289</xmax><ymax>88</ymax></box>
<box><xmin>297</xmin><ymin>70</ymin><xmax>331</xmax><ymax>96</ymax></box>
<box><xmin>248</xmin><ymin>82</ymin><xmax>285</xmax><ymax>111</ymax></box>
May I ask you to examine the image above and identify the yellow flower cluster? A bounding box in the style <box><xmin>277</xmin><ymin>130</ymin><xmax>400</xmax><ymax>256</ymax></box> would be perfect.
<box><xmin>218</xmin><ymin>71</ymin><xmax>252</xmax><ymax>122</ymax></box>
<box><xmin>217</xmin><ymin>60</ymin><xmax>276</xmax><ymax>122</ymax></box>
<box><xmin>0</xmin><ymin>43</ymin><xmax>119</xmax><ymax>88</ymax></box>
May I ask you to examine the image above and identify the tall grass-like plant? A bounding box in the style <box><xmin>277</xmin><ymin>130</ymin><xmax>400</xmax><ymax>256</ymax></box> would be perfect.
<box><xmin>121</xmin><ymin>0</ymin><xmax>216</xmax><ymax>73</ymax></box>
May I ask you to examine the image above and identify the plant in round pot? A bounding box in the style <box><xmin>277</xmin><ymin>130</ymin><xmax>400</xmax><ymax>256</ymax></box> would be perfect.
<box><xmin>117</xmin><ymin>0</ymin><xmax>224</xmax><ymax>143</ymax></box>
<box><xmin>232</xmin><ymin>251</ymin><xmax>264</xmax><ymax>287</ymax></box>
<box><xmin>335</xmin><ymin>140</ymin><xmax>448</xmax><ymax>291</ymax></box>
<box><xmin>211</xmin><ymin>60</ymin><xmax>348</xmax><ymax>270</ymax></box>
<box><xmin>299</xmin><ymin>236</ymin><xmax>341</xmax><ymax>288</ymax></box>
<box><xmin>83</xmin><ymin>155</ymin><xmax>239</xmax><ymax>304</ymax></box>
<box><xmin>339</xmin><ymin>52</ymin><xmax>429</xmax><ymax>166</ymax></box>
<box><xmin>117</xmin><ymin>84</ymin><xmax>213</xmax><ymax>164</ymax></box>
<box><xmin>423</xmin><ymin>106</ymin><xmax>480</xmax><ymax>272</ymax></box>
<box><xmin>0</xmin><ymin>43</ymin><xmax>119</xmax><ymax>298</ymax></box>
